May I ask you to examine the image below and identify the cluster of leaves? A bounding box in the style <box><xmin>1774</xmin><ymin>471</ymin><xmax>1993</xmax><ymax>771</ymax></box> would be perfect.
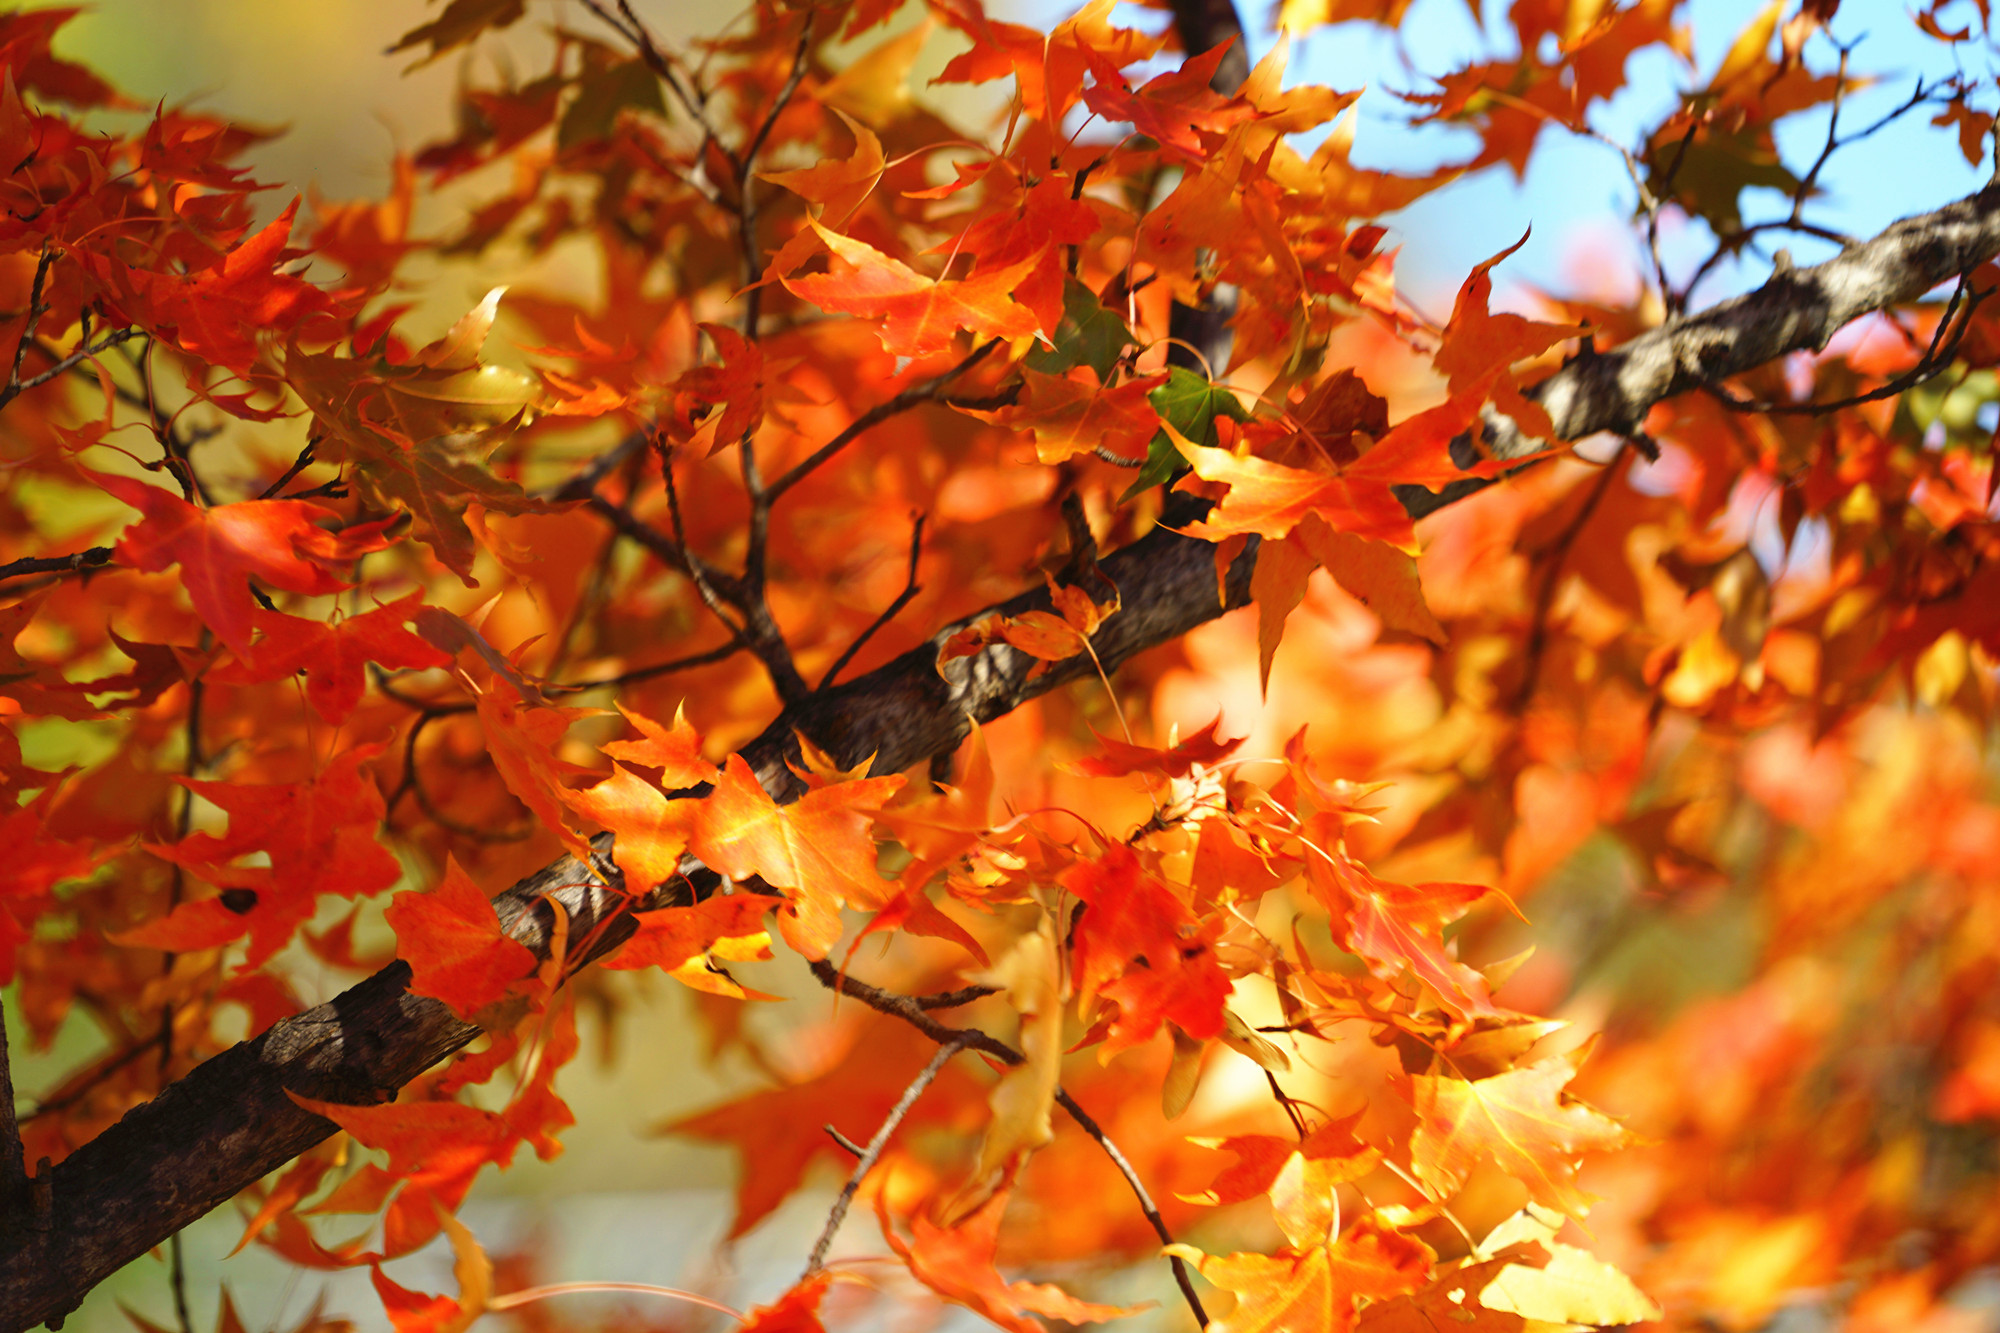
<box><xmin>5</xmin><ymin>0</ymin><xmax>2000</xmax><ymax>1331</ymax></box>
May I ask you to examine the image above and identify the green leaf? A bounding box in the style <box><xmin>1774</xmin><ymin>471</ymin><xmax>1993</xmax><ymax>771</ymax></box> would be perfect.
<box><xmin>1644</xmin><ymin>126</ymin><xmax>1800</xmax><ymax>235</ymax></box>
<box><xmin>558</xmin><ymin>58</ymin><xmax>668</xmax><ymax>153</ymax></box>
<box><xmin>1120</xmin><ymin>367</ymin><xmax>1248</xmax><ymax>503</ymax></box>
<box><xmin>1025</xmin><ymin>280</ymin><xmax>1134</xmax><ymax>383</ymax></box>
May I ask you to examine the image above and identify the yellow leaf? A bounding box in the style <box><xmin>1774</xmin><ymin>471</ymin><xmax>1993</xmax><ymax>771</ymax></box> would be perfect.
<box><xmin>1477</xmin><ymin>1206</ymin><xmax>1661</xmax><ymax>1327</ymax></box>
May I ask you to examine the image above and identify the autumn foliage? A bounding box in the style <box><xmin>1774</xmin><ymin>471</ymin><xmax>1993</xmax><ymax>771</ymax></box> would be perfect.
<box><xmin>4</xmin><ymin>1</ymin><xmax>2000</xmax><ymax>1331</ymax></box>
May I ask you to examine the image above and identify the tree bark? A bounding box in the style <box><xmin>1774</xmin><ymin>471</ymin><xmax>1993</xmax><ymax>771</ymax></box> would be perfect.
<box><xmin>5</xmin><ymin>182</ymin><xmax>1999</xmax><ymax>1333</ymax></box>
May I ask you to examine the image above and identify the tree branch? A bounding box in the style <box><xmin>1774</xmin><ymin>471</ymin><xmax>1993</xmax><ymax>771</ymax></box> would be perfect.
<box><xmin>1432</xmin><ymin>181</ymin><xmax>2000</xmax><ymax>508</ymax></box>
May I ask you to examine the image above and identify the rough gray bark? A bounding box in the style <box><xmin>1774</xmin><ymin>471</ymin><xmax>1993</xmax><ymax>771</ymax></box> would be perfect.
<box><xmin>1401</xmin><ymin>181</ymin><xmax>2000</xmax><ymax>518</ymax></box>
<box><xmin>6</xmin><ymin>181</ymin><xmax>2000</xmax><ymax>1333</ymax></box>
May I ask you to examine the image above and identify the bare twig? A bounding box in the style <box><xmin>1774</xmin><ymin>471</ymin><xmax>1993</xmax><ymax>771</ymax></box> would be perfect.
<box><xmin>546</xmin><ymin>642</ymin><xmax>745</xmax><ymax>694</ymax></box>
<box><xmin>257</xmin><ymin>443</ymin><xmax>319</xmax><ymax>500</ymax></box>
<box><xmin>820</xmin><ymin>514</ymin><xmax>925</xmax><ymax>690</ymax></box>
<box><xmin>1515</xmin><ymin>452</ymin><xmax>1624</xmax><ymax>709</ymax></box>
<box><xmin>806</xmin><ymin>960</ymin><xmax>1209</xmax><ymax>1328</ymax></box>
<box><xmin>1054</xmin><ymin>1088</ymin><xmax>1209</xmax><ymax>1328</ymax></box>
<box><xmin>805</xmin><ymin>1035</ymin><xmax>969</xmax><ymax>1275</ymax></box>
<box><xmin>735</xmin><ymin>13</ymin><xmax>815</xmax><ymax>340</ymax></box>
<box><xmin>766</xmin><ymin>341</ymin><xmax>1003</xmax><ymax>501</ymax></box>
<box><xmin>0</xmin><ymin>546</ymin><xmax>113</xmax><ymax>586</ymax></box>
<box><xmin>583</xmin><ymin>493</ymin><xmax>751</xmax><ymax>606</ymax></box>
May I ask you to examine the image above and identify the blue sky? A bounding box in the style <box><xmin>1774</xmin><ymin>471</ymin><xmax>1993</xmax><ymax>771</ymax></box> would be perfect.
<box><xmin>1271</xmin><ymin>0</ymin><xmax>1993</xmax><ymax>312</ymax></box>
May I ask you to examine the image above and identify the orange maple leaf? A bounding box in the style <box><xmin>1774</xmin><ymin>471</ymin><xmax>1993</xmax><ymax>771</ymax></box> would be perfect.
<box><xmin>881</xmin><ymin>1183</ymin><xmax>1144</xmax><ymax>1333</ymax></box>
<box><xmin>600</xmin><ymin>891</ymin><xmax>782</xmax><ymax>976</ymax></box>
<box><xmin>136</xmin><ymin>746</ymin><xmax>402</xmax><ymax>969</ymax></box>
<box><xmin>1410</xmin><ymin>1050</ymin><xmax>1630</xmax><ymax>1219</ymax></box>
<box><xmin>783</xmin><ymin>221</ymin><xmax>1041</xmax><ymax>359</ymax></box>
<box><xmin>1068</xmin><ymin>716</ymin><xmax>1243</xmax><ymax>778</ymax></box>
<box><xmin>686</xmin><ymin>754</ymin><xmax>903</xmax><ymax>958</ymax></box>
<box><xmin>1167</xmin><ymin>1214</ymin><xmax>1432</xmax><ymax>1333</ymax></box>
<box><xmin>1304</xmin><ymin>839</ymin><xmax>1498</xmax><ymax>1020</ymax></box>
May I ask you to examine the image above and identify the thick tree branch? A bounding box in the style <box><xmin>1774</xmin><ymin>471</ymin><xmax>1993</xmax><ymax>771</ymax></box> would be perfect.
<box><xmin>1401</xmin><ymin>182</ymin><xmax>2000</xmax><ymax>519</ymax></box>
<box><xmin>10</xmin><ymin>182</ymin><xmax>1999</xmax><ymax>1333</ymax></box>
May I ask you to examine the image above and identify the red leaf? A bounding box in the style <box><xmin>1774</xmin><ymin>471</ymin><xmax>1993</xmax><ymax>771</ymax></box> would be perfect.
<box><xmin>600</xmin><ymin>892</ymin><xmax>783</xmax><ymax>974</ymax></box>
<box><xmin>89</xmin><ymin>468</ymin><xmax>396</xmax><ymax>657</ymax></box>
<box><xmin>1068</xmin><ymin>716</ymin><xmax>1244</xmax><ymax>778</ymax></box>
<box><xmin>211</xmin><ymin>594</ymin><xmax>451</xmax><ymax>722</ymax></box>
<box><xmin>1061</xmin><ymin>844</ymin><xmax>1230</xmax><ymax>1053</ymax></box>
<box><xmin>384</xmin><ymin>857</ymin><xmax>536</xmax><ymax>1021</ymax></box>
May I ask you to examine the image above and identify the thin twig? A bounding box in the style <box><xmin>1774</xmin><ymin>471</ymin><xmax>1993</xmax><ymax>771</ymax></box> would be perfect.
<box><xmin>545</xmin><ymin>642</ymin><xmax>745</xmax><ymax>695</ymax></box>
<box><xmin>257</xmin><ymin>443</ymin><xmax>319</xmax><ymax>500</ymax></box>
<box><xmin>766</xmin><ymin>341</ymin><xmax>1003</xmax><ymax>501</ymax></box>
<box><xmin>806</xmin><ymin>960</ymin><xmax>1209</xmax><ymax>1328</ymax></box>
<box><xmin>1053</xmin><ymin>1089</ymin><xmax>1209</xmax><ymax>1328</ymax></box>
<box><xmin>805</xmin><ymin>1035</ymin><xmax>969</xmax><ymax>1275</ymax></box>
<box><xmin>0</xmin><ymin>546</ymin><xmax>113</xmax><ymax>586</ymax></box>
<box><xmin>1515</xmin><ymin>453</ymin><xmax>1623</xmax><ymax>709</ymax></box>
<box><xmin>735</xmin><ymin>13</ymin><xmax>815</xmax><ymax>340</ymax></box>
<box><xmin>1265</xmin><ymin>1069</ymin><xmax>1309</xmax><ymax>1141</ymax></box>
<box><xmin>820</xmin><ymin>514</ymin><xmax>925</xmax><ymax>690</ymax></box>
<box><xmin>914</xmin><ymin>983</ymin><xmax>999</xmax><ymax>1010</ymax></box>
<box><xmin>3</xmin><ymin>247</ymin><xmax>55</xmax><ymax>399</ymax></box>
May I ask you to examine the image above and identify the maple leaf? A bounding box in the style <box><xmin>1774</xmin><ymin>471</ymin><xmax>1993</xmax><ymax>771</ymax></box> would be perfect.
<box><xmin>599</xmin><ymin>891</ymin><xmax>781</xmax><ymax>978</ymax></box>
<box><xmin>560</xmin><ymin>767</ymin><xmax>694</xmax><ymax>899</ymax></box>
<box><xmin>1166</xmin><ymin>1214</ymin><xmax>1433</xmax><ymax>1333</ymax></box>
<box><xmin>1473</xmin><ymin>1205</ymin><xmax>1661</xmax><ymax>1326</ymax></box>
<box><xmin>88</xmin><ymin>469</ymin><xmax>398</xmax><ymax>658</ymax></box>
<box><xmin>762</xmin><ymin>108</ymin><xmax>884</xmax><ymax>225</ymax></box>
<box><xmin>738</xmin><ymin>1273</ymin><xmax>835</xmax><ymax>1333</ymax></box>
<box><xmin>881</xmin><ymin>1184</ymin><xmax>1143</xmax><ymax>1333</ymax></box>
<box><xmin>1068</xmin><ymin>717</ymin><xmax>1244</xmax><ymax>778</ymax></box>
<box><xmin>0</xmin><ymin>594</ymin><xmax>104</xmax><ymax>720</ymax></box>
<box><xmin>981</xmin><ymin>367</ymin><xmax>1162</xmax><ymax>465</ymax></box>
<box><xmin>1061</xmin><ymin>844</ymin><xmax>1231</xmax><ymax>1053</ymax></box>
<box><xmin>282</xmin><ymin>295</ymin><xmax>551</xmax><ymax>582</ymax></box>
<box><xmin>686</xmin><ymin>754</ymin><xmax>903</xmax><ymax>959</ymax></box>
<box><xmin>1174</xmin><ymin>427</ymin><xmax>1417</xmax><ymax>549</ymax></box>
<box><xmin>75</xmin><ymin>198</ymin><xmax>352</xmax><ymax>374</ymax></box>
<box><xmin>475</xmin><ymin>681</ymin><xmax>601</xmax><ymax>858</ymax></box>
<box><xmin>368</xmin><ymin>1205</ymin><xmax>492</xmax><ymax>1333</ymax></box>
<box><xmin>1410</xmin><ymin>1051</ymin><xmax>1631</xmax><ymax>1218</ymax></box>
<box><xmin>0</xmin><ymin>788</ymin><xmax>109</xmax><ymax>984</ymax></box>
<box><xmin>1304</xmin><ymin>839</ymin><xmax>1498</xmax><ymax>1019</ymax></box>
<box><xmin>1431</xmin><ymin>236</ymin><xmax>1586</xmax><ymax>442</ymax></box>
<box><xmin>383</xmin><ymin>857</ymin><xmax>536</xmax><ymax>1022</ymax></box>
<box><xmin>210</xmin><ymin>594</ymin><xmax>452</xmax><ymax>722</ymax></box>
<box><xmin>782</xmin><ymin>220</ymin><xmax>1041</xmax><ymax>358</ymax></box>
<box><xmin>136</xmin><ymin>746</ymin><xmax>402</xmax><ymax>968</ymax></box>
